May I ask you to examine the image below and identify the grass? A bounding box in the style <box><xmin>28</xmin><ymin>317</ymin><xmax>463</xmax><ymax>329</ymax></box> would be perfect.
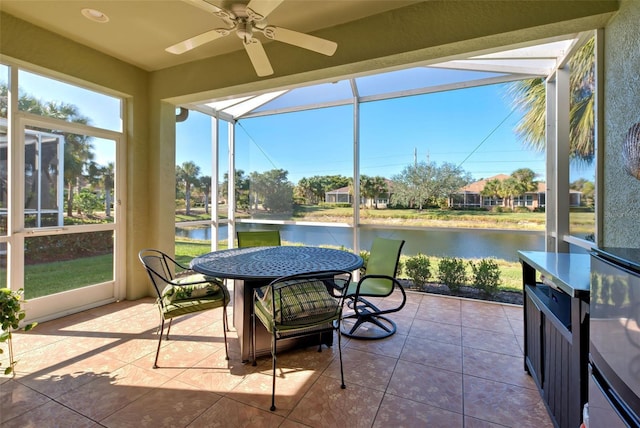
<box><xmin>0</xmin><ymin>237</ymin><xmax>521</xmax><ymax>301</ymax></box>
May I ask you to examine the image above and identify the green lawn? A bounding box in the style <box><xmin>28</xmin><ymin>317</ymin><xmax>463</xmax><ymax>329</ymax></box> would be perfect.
<box><xmin>4</xmin><ymin>207</ymin><xmax>582</xmax><ymax>300</ymax></box>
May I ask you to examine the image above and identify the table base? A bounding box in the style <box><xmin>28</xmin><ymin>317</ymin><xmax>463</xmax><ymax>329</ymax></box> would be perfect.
<box><xmin>233</xmin><ymin>278</ymin><xmax>333</xmax><ymax>362</ymax></box>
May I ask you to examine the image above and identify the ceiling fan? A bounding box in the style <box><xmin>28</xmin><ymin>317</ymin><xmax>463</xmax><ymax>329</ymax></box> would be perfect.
<box><xmin>166</xmin><ymin>0</ymin><xmax>338</xmax><ymax>77</ymax></box>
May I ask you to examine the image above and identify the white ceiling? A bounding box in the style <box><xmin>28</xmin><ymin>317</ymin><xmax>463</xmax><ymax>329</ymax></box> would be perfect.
<box><xmin>0</xmin><ymin>0</ymin><xmax>419</xmax><ymax>71</ymax></box>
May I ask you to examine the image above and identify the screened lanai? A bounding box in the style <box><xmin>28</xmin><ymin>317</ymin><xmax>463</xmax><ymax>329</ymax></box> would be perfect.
<box><xmin>175</xmin><ymin>31</ymin><xmax>597</xmax><ymax>256</ymax></box>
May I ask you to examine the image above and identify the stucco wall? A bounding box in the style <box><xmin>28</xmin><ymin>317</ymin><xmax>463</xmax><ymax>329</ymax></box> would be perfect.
<box><xmin>603</xmin><ymin>0</ymin><xmax>640</xmax><ymax>247</ymax></box>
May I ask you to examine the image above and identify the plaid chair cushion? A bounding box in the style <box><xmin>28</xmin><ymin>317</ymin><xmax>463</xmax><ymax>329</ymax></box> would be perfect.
<box><xmin>255</xmin><ymin>278</ymin><xmax>338</xmax><ymax>331</ymax></box>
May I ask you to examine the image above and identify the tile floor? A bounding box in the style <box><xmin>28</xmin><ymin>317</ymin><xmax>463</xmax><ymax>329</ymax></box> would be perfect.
<box><xmin>1</xmin><ymin>290</ymin><xmax>553</xmax><ymax>427</ymax></box>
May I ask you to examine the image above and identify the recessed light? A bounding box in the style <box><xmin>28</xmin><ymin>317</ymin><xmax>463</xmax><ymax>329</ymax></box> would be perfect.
<box><xmin>81</xmin><ymin>8</ymin><xmax>109</xmax><ymax>23</ymax></box>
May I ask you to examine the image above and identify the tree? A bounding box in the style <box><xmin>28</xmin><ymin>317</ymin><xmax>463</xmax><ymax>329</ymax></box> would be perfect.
<box><xmin>2</xmin><ymin>85</ymin><xmax>94</xmax><ymax>218</ymax></box>
<box><xmin>391</xmin><ymin>161</ymin><xmax>471</xmax><ymax>210</ymax></box>
<box><xmin>507</xmin><ymin>37</ymin><xmax>595</xmax><ymax>164</ymax></box>
<box><xmin>571</xmin><ymin>178</ymin><xmax>595</xmax><ymax>207</ymax></box>
<box><xmin>222</xmin><ymin>170</ymin><xmax>250</xmax><ymax>211</ymax></box>
<box><xmin>295</xmin><ymin>175</ymin><xmax>350</xmax><ymax>204</ymax></box>
<box><xmin>249</xmin><ymin>169</ymin><xmax>293</xmax><ymax>213</ymax></box>
<box><xmin>481</xmin><ymin>179</ymin><xmax>504</xmax><ymax>207</ymax></box>
<box><xmin>176</xmin><ymin>161</ymin><xmax>201</xmax><ymax>215</ymax></box>
<box><xmin>199</xmin><ymin>175</ymin><xmax>211</xmax><ymax>214</ymax></box>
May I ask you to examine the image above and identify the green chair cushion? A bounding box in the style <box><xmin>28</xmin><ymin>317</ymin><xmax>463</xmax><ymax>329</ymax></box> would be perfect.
<box><xmin>255</xmin><ymin>279</ymin><xmax>339</xmax><ymax>333</ymax></box>
<box><xmin>161</xmin><ymin>274</ymin><xmax>226</xmax><ymax>304</ymax></box>
<box><xmin>345</xmin><ymin>277</ymin><xmax>393</xmax><ymax>297</ymax></box>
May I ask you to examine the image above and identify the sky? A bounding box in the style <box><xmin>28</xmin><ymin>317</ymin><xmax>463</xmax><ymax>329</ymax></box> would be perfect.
<box><xmin>4</xmin><ymin>63</ymin><xmax>595</xmax><ymax>187</ymax></box>
<box><xmin>177</xmin><ymin>81</ymin><xmax>550</xmax><ymax>185</ymax></box>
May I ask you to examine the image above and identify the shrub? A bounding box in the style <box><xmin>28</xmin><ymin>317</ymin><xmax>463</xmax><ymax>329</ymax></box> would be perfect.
<box><xmin>405</xmin><ymin>254</ymin><xmax>431</xmax><ymax>286</ymax></box>
<box><xmin>359</xmin><ymin>250</ymin><xmax>369</xmax><ymax>276</ymax></box>
<box><xmin>437</xmin><ymin>257</ymin><xmax>467</xmax><ymax>292</ymax></box>
<box><xmin>73</xmin><ymin>189</ymin><xmax>102</xmax><ymax>216</ymax></box>
<box><xmin>1</xmin><ymin>288</ymin><xmax>37</xmax><ymax>375</ymax></box>
<box><xmin>470</xmin><ymin>258</ymin><xmax>501</xmax><ymax>295</ymax></box>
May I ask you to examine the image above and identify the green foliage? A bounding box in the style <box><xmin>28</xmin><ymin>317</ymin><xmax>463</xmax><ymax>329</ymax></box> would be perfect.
<box><xmin>24</xmin><ymin>231</ymin><xmax>113</xmax><ymax>264</ymax></box>
<box><xmin>437</xmin><ymin>257</ymin><xmax>467</xmax><ymax>292</ymax></box>
<box><xmin>391</xmin><ymin>161</ymin><xmax>472</xmax><ymax>210</ymax></box>
<box><xmin>73</xmin><ymin>189</ymin><xmax>102</xmax><ymax>216</ymax></box>
<box><xmin>0</xmin><ymin>288</ymin><xmax>37</xmax><ymax>375</ymax></box>
<box><xmin>470</xmin><ymin>258</ymin><xmax>501</xmax><ymax>295</ymax></box>
<box><xmin>405</xmin><ymin>254</ymin><xmax>431</xmax><ymax>286</ymax></box>
<box><xmin>359</xmin><ymin>250</ymin><xmax>369</xmax><ymax>276</ymax></box>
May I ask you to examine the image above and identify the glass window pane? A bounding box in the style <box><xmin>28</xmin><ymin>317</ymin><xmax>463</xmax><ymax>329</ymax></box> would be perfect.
<box><xmin>236</xmin><ymin>105</ymin><xmax>353</xmax><ymax>222</ymax></box>
<box><xmin>1</xmin><ymin>64</ymin><xmax>8</xmax><ymax>235</ymax></box>
<box><xmin>0</xmin><ymin>248</ymin><xmax>5</xmax><ymax>287</ymax></box>
<box><xmin>568</xmin><ymin>37</ymin><xmax>596</xmax><ymax>243</ymax></box>
<box><xmin>175</xmin><ymin>110</ymin><xmax>213</xmax><ymax>252</ymax></box>
<box><xmin>18</xmin><ymin>69</ymin><xmax>122</xmax><ymax>132</ymax></box>
<box><xmin>24</xmin><ymin>231</ymin><xmax>113</xmax><ymax>299</ymax></box>
<box><xmin>25</xmin><ymin>127</ymin><xmax>116</xmax><ymax>227</ymax></box>
<box><xmin>1</xmin><ymin>63</ymin><xmax>8</xmax><ymax>119</ymax></box>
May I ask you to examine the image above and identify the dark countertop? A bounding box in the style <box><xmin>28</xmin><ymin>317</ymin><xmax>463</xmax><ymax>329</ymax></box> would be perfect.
<box><xmin>518</xmin><ymin>251</ymin><xmax>590</xmax><ymax>297</ymax></box>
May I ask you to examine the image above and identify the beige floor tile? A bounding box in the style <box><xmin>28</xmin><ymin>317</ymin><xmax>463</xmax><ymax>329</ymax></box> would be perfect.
<box><xmin>408</xmin><ymin>318</ymin><xmax>462</xmax><ymax>344</ymax></box>
<box><xmin>463</xmin><ymin>375</ymin><xmax>554</xmax><ymax>427</ymax></box>
<box><xmin>227</xmin><ymin>368</ymin><xmax>319</xmax><ymax>415</ymax></box>
<box><xmin>387</xmin><ymin>359</ymin><xmax>463</xmax><ymax>413</ymax></box>
<box><xmin>0</xmin><ymin>380</ymin><xmax>51</xmax><ymax>422</ymax></box>
<box><xmin>57</xmin><ymin>364</ymin><xmax>172</xmax><ymax>421</ymax></box>
<box><xmin>400</xmin><ymin>336</ymin><xmax>463</xmax><ymax>373</ymax></box>
<box><xmin>172</xmin><ymin>346</ymin><xmax>258</xmax><ymax>394</ymax></box>
<box><xmin>414</xmin><ymin>305</ymin><xmax>461</xmax><ymax>325</ymax></box>
<box><xmin>373</xmin><ymin>394</ymin><xmax>464</xmax><ymax>428</ymax></box>
<box><xmin>462</xmin><ymin>347</ymin><xmax>536</xmax><ymax>389</ymax></box>
<box><xmin>462</xmin><ymin>326</ymin><xmax>523</xmax><ymax>357</ymax></box>
<box><xmin>101</xmin><ymin>378</ymin><xmax>221</xmax><ymax>427</ymax></box>
<box><xmin>190</xmin><ymin>396</ymin><xmax>284</xmax><ymax>427</ymax></box>
<box><xmin>461</xmin><ymin>312</ymin><xmax>515</xmax><ymax>335</ymax></box>
<box><xmin>2</xmin><ymin>294</ymin><xmax>550</xmax><ymax>428</ymax></box>
<box><xmin>2</xmin><ymin>399</ymin><xmax>100</xmax><ymax>428</ymax></box>
<box><xmin>343</xmin><ymin>331</ymin><xmax>407</xmax><ymax>358</ymax></box>
<box><xmin>18</xmin><ymin>352</ymin><xmax>126</xmax><ymax>399</ymax></box>
<box><xmin>289</xmin><ymin>375</ymin><xmax>384</xmax><ymax>428</ymax></box>
<box><xmin>324</xmin><ymin>348</ymin><xmax>397</xmax><ymax>391</ymax></box>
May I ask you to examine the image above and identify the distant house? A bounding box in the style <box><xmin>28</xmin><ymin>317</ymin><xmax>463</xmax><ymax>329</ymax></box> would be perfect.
<box><xmin>325</xmin><ymin>180</ymin><xmax>392</xmax><ymax>208</ymax></box>
<box><xmin>449</xmin><ymin>174</ymin><xmax>581</xmax><ymax>210</ymax></box>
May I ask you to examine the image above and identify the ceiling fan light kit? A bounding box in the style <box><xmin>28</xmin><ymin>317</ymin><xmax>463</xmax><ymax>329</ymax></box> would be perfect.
<box><xmin>167</xmin><ymin>0</ymin><xmax>338</xmax><ymax>77</ymax></box>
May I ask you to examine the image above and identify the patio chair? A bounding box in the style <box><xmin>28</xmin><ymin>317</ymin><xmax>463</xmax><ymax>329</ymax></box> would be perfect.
<box><xmin>237</xmin><ymin>230</ymin><xmax>281</xmax><ymax>247</ymax></box>
<box><xmin>138</xmin><ymin>249</ymin><xmax>229</xmax><ymax>368</ymax></box>
<box><xmin>341</xmin><ymin>237</ymin><xmax>406</xmax><ymax>339</ymax></box>
<box><xmin>252</xmin><ymin>270</ymin><xmax>351</xmax><ymax>411</ymax></box>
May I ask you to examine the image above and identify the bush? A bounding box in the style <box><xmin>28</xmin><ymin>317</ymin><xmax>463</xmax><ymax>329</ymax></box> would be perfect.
<box><xmin>73</xmin><ymin>189</ymin><xmax>103</xmax><ymax>216</ymax></box>
<box><xmin>470</xmin><ymin>258</ymin><xmax>501</xmax><ymax>295</ymax></box>
<box><xmin>514</xmin><ymin>206</ymin><xmax>531</xmax><ymax>213</ymax></box>
<box><xmin>437</xmin><ymin>257</ymin><xmax>467</xmax><ymax>292</ymax></box>
<box><xmin>359</xmin><ymin>250</ymin><xmax>369</xmax><ymax>276</ymax></box>
<box><xmin>405</xmin><ymin>254</ymin><xmax>431</xmax><ymax>286</ymax></box>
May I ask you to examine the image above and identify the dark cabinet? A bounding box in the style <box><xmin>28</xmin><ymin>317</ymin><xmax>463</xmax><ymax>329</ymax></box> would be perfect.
<box><xmin>519</xmin><ymin>251</ymin><xmax>590</xmax><ymax>428</ymax></box>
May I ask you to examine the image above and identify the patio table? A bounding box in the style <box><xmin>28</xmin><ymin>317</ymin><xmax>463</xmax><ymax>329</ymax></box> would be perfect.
<box><xmin>191</xmin><ymin>246</ymin><xmax>363</xmax><ymax>361</ymax></box>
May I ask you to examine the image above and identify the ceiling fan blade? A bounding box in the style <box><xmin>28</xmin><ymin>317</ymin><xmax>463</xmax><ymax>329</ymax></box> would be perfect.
<box><xmin>246</xmin><ymin>0</ymin><xmax>284</xmax><ymax>20</ymax></box>
<box><xmin>166</xmin><ymin>28</ymin><xmax>231</xmax><ymax>54</ymax></box>
<box><xmin>243</xmin><ymin>38</ymin><xmax>274</xmax><ymax>77</ymax></box>
<box><xmin>263</xmin><ymin>26</ymin><xmax>337</xmax><ymax>56</ymax></box>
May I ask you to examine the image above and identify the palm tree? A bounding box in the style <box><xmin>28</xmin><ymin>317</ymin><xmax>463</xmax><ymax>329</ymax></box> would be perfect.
<box><xmin>176</xmin><ymin>161</ymin><xmax>201</xmax><ymax>215</ymax></box>
<box><xmin>507</xmin><ymin>37</ymin><xmax>594</xmax><ymax>164</ymax></box>
<box><xmin>199</xmin><ymin>175</ymin><xmax>211</xmax><ymax>215</ymax></box>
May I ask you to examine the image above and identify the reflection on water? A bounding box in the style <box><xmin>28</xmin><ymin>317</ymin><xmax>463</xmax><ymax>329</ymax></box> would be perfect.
<box><xmin>176</xmin><ymin>224</ymin><xmax>548</xmax><ymax>261</ymax></box>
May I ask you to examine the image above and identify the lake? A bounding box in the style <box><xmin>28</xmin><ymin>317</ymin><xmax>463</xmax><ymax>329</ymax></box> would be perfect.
<box><xmin>175</xmin><ymin>224</ymin><xmax>550</xmax><ymax>261</ymax></box>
